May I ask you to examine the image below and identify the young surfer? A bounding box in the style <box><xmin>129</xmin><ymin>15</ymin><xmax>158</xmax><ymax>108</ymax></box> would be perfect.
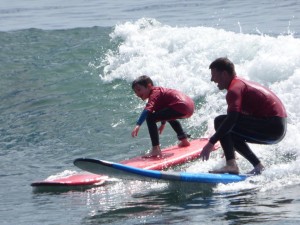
<box><xmin>131</xmin><ymin>75</ymin><xmax>194</xmax><ymax>157</ymax></box>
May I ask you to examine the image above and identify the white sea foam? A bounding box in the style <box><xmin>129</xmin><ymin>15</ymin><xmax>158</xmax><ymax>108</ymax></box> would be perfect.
<box><xmin>100</xmin><ymin>18</ymin><xmax>300</xmax><ymax>190</ymax></box>
<box><xmin>46</xmin><ymin>170</ymin><xmax>78</xmax><ymax>181</ymax></box>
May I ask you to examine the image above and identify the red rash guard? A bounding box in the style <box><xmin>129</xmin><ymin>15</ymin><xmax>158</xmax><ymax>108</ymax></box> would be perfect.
<box><xmin>145</xmin><ymin>87</ymin><xmax>194</xmax><ymax>117</ymax></box>
<box><xmin>227</xmin><ymin>77</ymin><xmax>287</xmax><ymax>118</ymax></box>
<box><xmin>209</xmin><ymin>77</ymin><xmax>287</xmax><ymax>145</ymax></box>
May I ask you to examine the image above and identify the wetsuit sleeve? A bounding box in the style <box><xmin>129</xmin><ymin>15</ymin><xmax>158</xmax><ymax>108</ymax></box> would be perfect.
<box><xmin>209</xmin><ymin>111</ymin><xmax>240</xmax><ymax>144</ymax></box>
<box><xmin>136</xmin><ymin>109</ymin><xmax>149</xmax><ymax>126</ymax></box>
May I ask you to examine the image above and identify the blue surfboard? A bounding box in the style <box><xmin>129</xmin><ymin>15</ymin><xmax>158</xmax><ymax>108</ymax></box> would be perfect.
<box><xmin>74</xmin><ymin>158</ymin><xmax>250</xmax><ymax>184</ymax></box>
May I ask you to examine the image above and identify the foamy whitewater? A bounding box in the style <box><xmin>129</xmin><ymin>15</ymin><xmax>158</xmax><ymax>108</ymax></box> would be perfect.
<box><xmin>98</xmin><ymin>18</ymin><xmax>300</xmax><ymax>192</ymax></box>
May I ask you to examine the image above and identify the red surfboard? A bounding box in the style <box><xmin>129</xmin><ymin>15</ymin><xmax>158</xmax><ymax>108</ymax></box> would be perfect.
<box><xmin>31</xmin><ymin>173</ymin><xmax>107</xmax><ymax>187</ymax></box>
<box><xmin>31</xmin><ymin>138</ymin><xmax>219</xmax><ymax>190</ymax></box>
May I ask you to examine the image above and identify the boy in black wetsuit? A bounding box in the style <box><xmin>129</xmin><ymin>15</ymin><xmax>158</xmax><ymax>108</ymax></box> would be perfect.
<box><xmin>131</xmin><ymin>75</ymin><xmax>194</xmax><ymax>157</ymax></box>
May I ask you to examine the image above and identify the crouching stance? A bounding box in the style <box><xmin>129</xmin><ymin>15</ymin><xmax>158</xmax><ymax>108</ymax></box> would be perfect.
<box><xmin>131</xmin><ymin>75</ymin><xmax>194</xmax><ymax>157</ymax></box>
<box><xmin>200</xmin><ymin>58</ymin><xmax>287</xmax><ymax>175</ymax></box>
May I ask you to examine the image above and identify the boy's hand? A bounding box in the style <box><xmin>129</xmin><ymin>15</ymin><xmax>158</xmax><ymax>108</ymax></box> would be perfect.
<box><xmin>131</xmin><ymin>125</ymin><xmax>140</xmax><ymax>137</ymax></box>
<box><xmin>158</xmin><ymin>123</ymin><xmax>166</xmax><ymax>134</ymax></box>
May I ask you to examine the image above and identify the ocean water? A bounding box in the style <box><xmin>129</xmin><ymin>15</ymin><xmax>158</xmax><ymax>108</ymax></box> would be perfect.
<box><xmin>1</xmin><ymin>1</ymin><xmax>300</xmax><ymax>224</ymax></box>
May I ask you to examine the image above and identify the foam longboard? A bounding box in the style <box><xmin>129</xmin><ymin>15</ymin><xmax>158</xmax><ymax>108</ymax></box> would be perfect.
<box><xmin>74</xmin><ymin>158</ymin><xmax>249</xmax><ymax>184</ymax></box>
<box><xmin>31</xmin><ymin>138</ymin><xmax>219</xmax><ymax>189</ymax></box>
<box><xmin>31</xmin><ymin>173</ymin><xmax>107</xmax><ymax>187</ymax></box>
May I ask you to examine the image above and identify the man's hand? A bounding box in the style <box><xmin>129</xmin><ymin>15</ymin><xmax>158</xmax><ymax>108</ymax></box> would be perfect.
<box><xmin>200</xmin><ymin>141</ymin><xmax>215</xmax><ymax>161</ymax></box>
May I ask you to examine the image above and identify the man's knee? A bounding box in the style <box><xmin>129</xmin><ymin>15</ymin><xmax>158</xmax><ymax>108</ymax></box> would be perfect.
<box><xmin>214</xmin><ymin>115</ymin><xmax>226</xmax><ymax>130</ymax></box>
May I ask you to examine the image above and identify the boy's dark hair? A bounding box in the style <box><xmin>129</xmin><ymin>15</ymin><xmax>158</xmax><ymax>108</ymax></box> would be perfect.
<box><xmin>209</xmin><ymin>57</ymin><xmax>236</xmax><ymax>76</ymax></box>
<box><xmin>132</xmin><ymin>75</ymin><xmax>154</xmax><ymax>89</ymax></box>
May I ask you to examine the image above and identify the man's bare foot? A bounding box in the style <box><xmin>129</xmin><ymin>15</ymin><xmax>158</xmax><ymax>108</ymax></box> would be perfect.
<box><xmin>247</xmin><ymin>163</ymin><xmax>265</xmax><ymax>175</ymax></box>
<box><xmin>209</xmin><ymin>165</ymin><xmax>240</xmax><ymax>175</ymax></box>
<box><xmin>142</xmin><ymin>145</ymin><xmax>162</xmax><ymax>158</ymax></box>
<box><xmin>209</xmin><ymin>159</ymin><xmax>240</xmax><ymax>174</ymax></box>
<box><xmin>178</xmin><ymin>138</ymin><xmax>190</xmax><ymax>147</ymax></box>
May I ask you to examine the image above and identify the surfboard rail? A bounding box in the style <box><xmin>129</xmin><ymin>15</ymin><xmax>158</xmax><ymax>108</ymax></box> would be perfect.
<box><xmin>74</xmin><ymin>158</ymin><xmax>249</xmax><ymax>184</ymax></box>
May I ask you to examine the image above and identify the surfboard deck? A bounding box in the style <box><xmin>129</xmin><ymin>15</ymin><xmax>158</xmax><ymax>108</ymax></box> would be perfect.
<box><xmin>31</xmin><ymin>138</ymin><xmax>219</xmax><ymax>189</ymax></box>
<box><xmin>74</xmin><ymin>158</ymin><xmax>250</xmax><ymax>184</ymax></box>
<box><xmin>119</xmin><ymin>138</ymin><xmax>219</xmax><ymax>169</ymax></box>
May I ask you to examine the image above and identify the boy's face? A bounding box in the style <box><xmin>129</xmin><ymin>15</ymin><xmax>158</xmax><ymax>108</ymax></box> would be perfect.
<box><xmin>133</xmin><ymin>84</ymin><xmax>151</xmax><ymax>100</ymax></box>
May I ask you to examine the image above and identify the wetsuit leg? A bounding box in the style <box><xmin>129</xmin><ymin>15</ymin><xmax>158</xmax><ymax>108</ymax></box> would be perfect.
<box><xmin>219</xmin><ymin>133</ymin><xmax>235</xmax><ymax>160</ymax></box>
<box><xmin>232</xmin><ymin>116</ymin><xmax>286</xmax><ymax>166</ymax></box>
<box><xmin>232</xmin><ymin>116</ymin><xmax>287</xmax><ymax>144</ymax></box>
<box><xmin>168</xmin><ymin>120</ymin><xmax>188</xmax><ymax>140</ymax></box>
<box><xmin>146</xmin><ymin>108</ymin><xmax>186</xmax><ymax>146</ymax></box>
<box><xmin>146</xmin><ymin>112</ymin><xmax>159</xmax><ymax>146</ymax></box>
<box><xmin>214</xmin><ymin>115</ymin><xmax>260</xmax><ymax>165</ymax></box>
<box><xmin>214</xmin><ymin>115</ymin><xmax>286</xmax><ymax>166</ymax></box>
<box><xmin>214</xmin><ymin>115</ymin><xmax>235</xmax><ymax>160</ymax></box>
<box><xmin>232</xmin><ymin>135</ymin><xmax>260</xmax><ymax>166</ymax></box>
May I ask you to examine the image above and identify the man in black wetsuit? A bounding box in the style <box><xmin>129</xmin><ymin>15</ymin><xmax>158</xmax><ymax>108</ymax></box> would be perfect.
<box><xmin>199</xmin><ymin>57</ymin><xmax>287</xmax><ymax>175</ymax></box>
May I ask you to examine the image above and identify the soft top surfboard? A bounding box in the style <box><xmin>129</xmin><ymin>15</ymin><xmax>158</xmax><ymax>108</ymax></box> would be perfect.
<box><xmin>31</xmin><ymin>173</ymin><xmax>107</xmax><ymax>187</ymax></box>
<box><xmin>74</xmin><ymin>158</ymin><xmax>249</xmax><ymax>184</ymax></box>
<box><xmin>31</xmin><ymin>138</ymin><xmax>219</xmax><ymax>189</ymax></box>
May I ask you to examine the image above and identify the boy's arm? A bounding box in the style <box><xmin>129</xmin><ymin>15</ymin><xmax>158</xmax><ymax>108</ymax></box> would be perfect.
<box><xmin>132</xmin><ymin>109</ymin><xmax>149</xmax><ymax>137</ymax></box>
<box><xmin>136</xmin><ymin>109</ymin><xmax>149</xmax><ymax>125</ymax></box>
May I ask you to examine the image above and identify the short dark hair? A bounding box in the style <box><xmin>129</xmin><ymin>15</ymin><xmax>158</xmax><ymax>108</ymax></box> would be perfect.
<box><xmin>132</xmin><ymin>75</ymin><xmax>154</xmax><ymax>89</ymax></box>
<box><xmin>209</xmin><ymin>57</ymin><xmax>236</xmax><ymax>76</ymax></box>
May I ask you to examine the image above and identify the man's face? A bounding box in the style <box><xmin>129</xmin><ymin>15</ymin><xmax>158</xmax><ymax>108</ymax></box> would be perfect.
<box><xmin>210</xmin><ymin>68</ymin><xmax>230</xmax><ymax>90</ymax></box>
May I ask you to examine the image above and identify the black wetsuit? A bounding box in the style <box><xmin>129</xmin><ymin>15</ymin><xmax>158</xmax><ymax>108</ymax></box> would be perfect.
<box><xmin>209</xmin><ymin>77</ymin><xmax>287</xmax><ymax>167</ymax></box>
<box><xmin>136</xmin><ymin>87</ymin><xmax>194</xmax><ymax>147</ymax></box>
